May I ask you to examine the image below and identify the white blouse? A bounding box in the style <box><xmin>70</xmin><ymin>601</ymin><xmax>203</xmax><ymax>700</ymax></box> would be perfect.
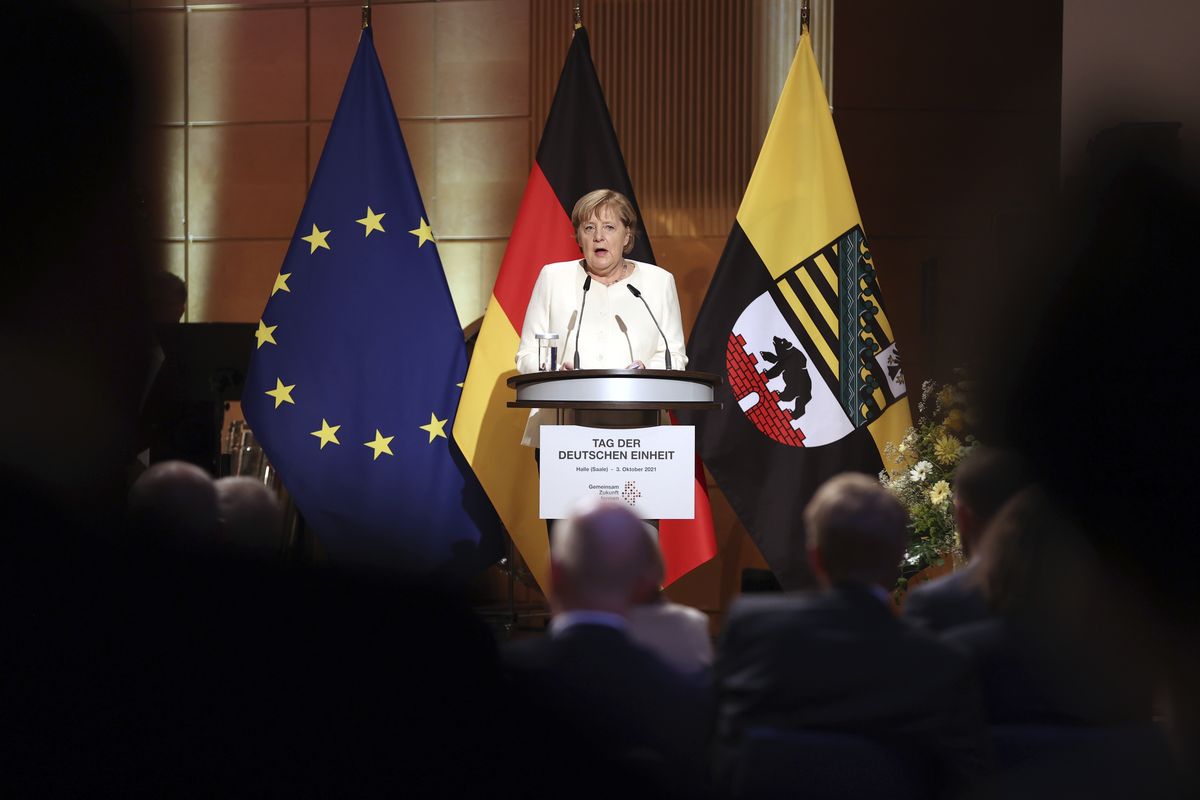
<box><xmin>515</xmin><ymin>259</ymin><xmax>688</xmax><ymax>446</ymax></box>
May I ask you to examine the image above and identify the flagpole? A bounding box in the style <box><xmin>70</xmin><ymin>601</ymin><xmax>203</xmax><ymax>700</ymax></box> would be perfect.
<box><xmin>362</xmin><ymin>0</ymin><xmax>371</xmax><ymax>30</ymax></box>
<box><xmin>574</xmin><ymin>1</ymin><xmax>583</xmax><ymax>30</ymax></box>
<box><xmin>801</xmin><ymin>0</ymin><xmax>810</xmax><ymax>32</ymax></box>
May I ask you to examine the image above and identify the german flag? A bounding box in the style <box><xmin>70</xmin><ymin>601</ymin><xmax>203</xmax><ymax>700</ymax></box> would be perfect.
<box><xmin>454</xmin><ymin>27</ymin><xmax>714</xmax><ymax>589</ymax></box>
<box><xmin>677</xmin><ymin>29</ymin><xmax>911</xmax><ymax>589</ymax></box>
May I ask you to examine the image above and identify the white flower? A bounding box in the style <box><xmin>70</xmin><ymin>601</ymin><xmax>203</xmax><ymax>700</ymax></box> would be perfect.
<box><xmin>909</xmin><ymin>460</ymin><xmax>932</xmax><ymax>482</ymax></box>
<box><xmin>905</xmin><ymin>552</ymin><xmax>921</xmax><ymax>565</ymax></box>
<box><xmin>929</xmin><ymin>480</ymin><xmax>951</xmax><ymax>507</ymax></box>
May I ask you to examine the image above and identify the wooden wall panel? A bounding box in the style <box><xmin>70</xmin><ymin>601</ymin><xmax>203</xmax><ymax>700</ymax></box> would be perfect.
<box><xmin>187</xmin><ymin>123</ymin><xmax>308</xmax><ymax>239</ymax></box>
<box><xmin>833</xmin><ymin>0</ymin><xmax>1062</xmax><ymax>387</ymax></box>
<box><xmin>187</xmin><ymin>9</ymin><xmax>307</xmax><ymax>123</ymax></box>
<box><xmin>531</xmin><ymin>0</ymin><xmax>758</xmax><ymax>240</ymax></box>
<box><xmin>121</xmin><ymin>0</ymin><xmax>530</xmax><ymax>324</ymax></box>
<box><xmin>188</xmin><ymin>240</ymin><xmax>289</xmax><ymax>322</ymax></box>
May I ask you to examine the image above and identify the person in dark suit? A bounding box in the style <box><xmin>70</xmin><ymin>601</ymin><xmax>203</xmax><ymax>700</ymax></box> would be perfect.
<box><xmin>714</xmin><ymin>473</ymin><xmax>992</xmax><ymax>798</ymax></box>
<box><xmin>903</xmin><ymin>447</ymin><xmax>1030</xmax><ymax>632</ymax></box>
<box><xmin>503</xmin><ymin>501</ymin><xmax>712</xmax><ymax>797</ymax></box>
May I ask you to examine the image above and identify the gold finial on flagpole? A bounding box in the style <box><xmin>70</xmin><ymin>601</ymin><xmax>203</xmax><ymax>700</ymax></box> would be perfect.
<box><xmin>574</xmin><ymin>1</ymin><xmax>583</xmax><ymax>30</ymax></box>
<box><xmin>362</xmin><ymin>0</ymin><xmax>371</xmax><ymax>30</ymax></box>
<box><xmin>801</xmin><ymin>0</ymin><xmax>810</xmax><ymax>32</ymax></box>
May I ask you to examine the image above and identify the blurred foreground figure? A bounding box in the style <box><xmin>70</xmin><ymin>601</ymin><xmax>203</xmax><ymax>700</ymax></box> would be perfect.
<box><xmin>503</xmin><ymin>501</ymin><xmax>712</xmax><ymax>798</ymax></box>
<box><xmin>0</xmin><ymin>3</ymin><xmax>152</xmax><ymax>528</ymax></box>
<box><xmin>971</xmin><ymin>124</ymin><xmax>1200</xmax><ymax>792</ymax></box>
<box><xmin>715</xmin><ymin>473</ymin><xmax>991</xmax><ymax>798</ymax></box>
<box><xmin>944</xmin><ymin>488</ymin><xmax>1155</xmax><ymax>726</ymax></box>
<box><xmin>3</xmin><ymin>5</ymin><xmax>513</xmax><ymax>795</ymax></box>
<box><xmin>903</xmin><ymin>447</ymin><xmax>1030</xmax><ymax>632</ymax></box>
<box><xmin>626</xmin><ymin>526</ymin><xmax>714</xmax><ymax>677</ymax></box>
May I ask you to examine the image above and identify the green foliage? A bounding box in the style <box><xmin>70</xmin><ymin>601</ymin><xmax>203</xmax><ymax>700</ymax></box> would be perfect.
<box><xmin>879</xmin><ymin>377</ymin><xmax>976</xmax><ymax>588</ymax></box>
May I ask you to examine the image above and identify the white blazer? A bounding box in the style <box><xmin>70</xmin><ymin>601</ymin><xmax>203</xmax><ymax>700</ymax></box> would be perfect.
<box><xmin>515</xmin><ymin>259</ymin><xmax>688</xmax><ymax>447</ymax></box>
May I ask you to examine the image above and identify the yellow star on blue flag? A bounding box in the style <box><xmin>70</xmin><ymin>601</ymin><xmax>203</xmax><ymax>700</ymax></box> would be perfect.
<box><xmin>243</xmin><ymin>26</ymin><xmax>499</xmax><ymax>574</ymax></box>
<box><xmin>419</xmin><ymin>413</ymin><xmax>448</xmax><ymax>443</ymax></box>
<box><xmin>409</xmin><ymin>218</ymin><xmax>435</xmax><ymax>247</ymax></box>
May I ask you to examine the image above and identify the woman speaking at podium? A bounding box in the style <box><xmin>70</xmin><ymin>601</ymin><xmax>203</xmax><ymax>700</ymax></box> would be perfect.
<box><xmin>515</xmin><ymin>189</ymin><xmax>688</xmax><ymax>447</ymax></box>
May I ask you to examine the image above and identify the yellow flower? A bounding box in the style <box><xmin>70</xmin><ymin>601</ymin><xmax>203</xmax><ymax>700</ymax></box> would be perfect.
<box><xmin>937</xmin><ymin>385</ymin><xmax>956</xmax><ymax>408</ymax></box>
<box><xmin>929</xmin><ymin>480</ymin><xmax>951</xmax><ymax>507</ymax></box>
<box><xmin>942</xmin><ymin>408</ymin><xmax>965</xmax><ymax>433</ymax></box>
<box><xmin>933</xmin><ymin>433</ymin><xmax>962</xmax><ymax>465</ymax></box>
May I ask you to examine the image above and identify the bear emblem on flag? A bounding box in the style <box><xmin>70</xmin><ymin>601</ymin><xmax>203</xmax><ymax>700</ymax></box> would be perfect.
<box><xmin>726</xmin><ymin>226</ymin><xmax>906</xmax><ymax>448</ymax></box>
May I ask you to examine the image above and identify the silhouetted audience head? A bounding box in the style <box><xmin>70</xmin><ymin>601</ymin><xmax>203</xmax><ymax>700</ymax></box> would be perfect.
<box><xmin>128</xmin><ymin>460</ymin><xmax>218</xmax><ymax>546</ymax></box>
<box><xmin>215</xmin><ymin>477</ymin><xmax>284</xmax><ymax>559</ymax></box>
<box><xmin>949</xmin><ymin>485</ymin><xmax>1162</xmax><ymax>734</ymax></box>
<box><xmin>804</xmin><ymin>473</ymin><xmax>908</xmax><ymax>589</ymax></box>
<box><xmin>953</xmin><ymin>446</ymin><xmax>1030</xmax><ymax>558</ymax></box>
<box><xmin>972</xmin><ymin>486</ymin><xmax>1102</xmax><ymax>623</ymax></box>
<box><xmin>149</xmin><ymin>269</ymin><xmax>187</xmax><ymax>324</ymax></box>
<box><xmin>551</xmin><ymin>500</ymin><xmax>658</xmax><ymax>614</ymax></box>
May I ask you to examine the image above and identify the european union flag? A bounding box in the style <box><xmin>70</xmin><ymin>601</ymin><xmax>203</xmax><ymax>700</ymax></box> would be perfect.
<box><xmin>243</xmin><ymin>27</ymin><xmax>496</xmax><ymax>574</ymax></box>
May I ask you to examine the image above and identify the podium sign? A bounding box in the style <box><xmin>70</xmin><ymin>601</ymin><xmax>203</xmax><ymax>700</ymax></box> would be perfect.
<box><xmin>540</xmin><ymin>425</ymin><xmax>695</xmax><ymax>520</ymax></box>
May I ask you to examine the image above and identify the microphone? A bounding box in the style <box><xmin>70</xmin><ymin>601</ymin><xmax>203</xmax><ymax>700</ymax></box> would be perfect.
<box><xmin>627</xmin><ymin>283</ymin><xmax>672</xmax><ymax>370</ymax></box>
<box><xmin>565</xmin><ymin>309</ymin><xmax>578</xmax><ymax>345</ymax></box>
<box><xmin>614</xmin><ymin>314</ymin><xmax>634</xmax><ymax>365</ymax></box>
<box><xmin>574</xmin><ymin>274</ymin><xmax>592</xmax><ymax>369</ymax></box>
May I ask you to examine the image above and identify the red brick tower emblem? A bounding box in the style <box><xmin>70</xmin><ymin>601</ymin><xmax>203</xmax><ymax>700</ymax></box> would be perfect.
<box><xmin>726</xmin><ymin>332</ymin><xmax>807</xmax><ymax>447</ymax></box>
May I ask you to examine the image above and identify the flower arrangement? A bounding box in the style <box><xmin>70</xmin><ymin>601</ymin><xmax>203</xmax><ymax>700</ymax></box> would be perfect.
<box><xmin>879</xmin><ymin>378</ymin><xmax>977</xmax><ymax>589</ymax></box>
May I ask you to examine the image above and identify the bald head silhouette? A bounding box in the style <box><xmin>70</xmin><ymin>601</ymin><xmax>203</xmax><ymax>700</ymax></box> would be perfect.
<box><xmin>127</xmin><ymin>460</ymin><xmax>218</xmax><ymax>547</ymax></box>
<box><xmin>550</xmin><ymin>501</ymin><xmax>658</xmax><ymax>615</ymax></box>
<box><xmin>215</xmin><ymin>477</ymin><xmax>284</xmax><ymax>559</ymax></box>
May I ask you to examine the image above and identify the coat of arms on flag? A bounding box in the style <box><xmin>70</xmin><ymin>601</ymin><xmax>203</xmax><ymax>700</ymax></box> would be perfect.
<box><xmin>727</xmin><ymin>225</ymin><xmax>905</xmax><ymax>449</ymax></box>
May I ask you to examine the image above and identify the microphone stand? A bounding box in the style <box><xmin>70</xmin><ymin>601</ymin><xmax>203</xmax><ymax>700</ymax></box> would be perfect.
<box><xmin>574</xmin><ymin>274</ymin><xmax>592</xmax><ymax>369</ymax></box>
<box><xmin>627</xmin><ymin>283</ymin><xmax>672</xmax><ymax>370</ymax></box>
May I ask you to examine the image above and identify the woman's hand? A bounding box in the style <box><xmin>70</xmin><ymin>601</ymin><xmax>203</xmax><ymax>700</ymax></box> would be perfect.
<box><xmin>626</xmin><ymin>360</ymin><xmax>645</xmax><ymax>370</ymax></box>
<box><xmin>560</xmin><ymin>361</ymin><xmax>574</xmax><ymax>371</ymax></box>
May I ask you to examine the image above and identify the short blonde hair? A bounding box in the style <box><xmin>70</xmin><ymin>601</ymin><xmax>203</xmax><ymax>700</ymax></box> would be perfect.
<box><xmin>804</xmin><ymin>473</ymin><xmax>907</xmax><ymax>587</ymax></box>
<box><xmin>571</xmin><ymin>189</ymin><xmax>638</xmax><ymax>255</ymax></box>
